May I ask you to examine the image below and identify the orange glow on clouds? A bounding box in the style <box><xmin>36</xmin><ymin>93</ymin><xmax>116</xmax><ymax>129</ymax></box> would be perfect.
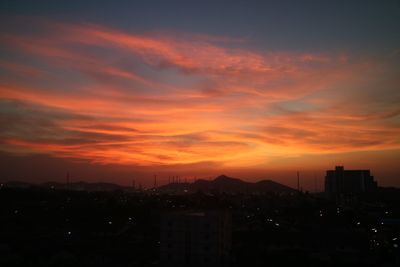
<box><xmin>1</xmin><ymin>19</ymin><xmax>399</xmax><ymax>176</ymax></box>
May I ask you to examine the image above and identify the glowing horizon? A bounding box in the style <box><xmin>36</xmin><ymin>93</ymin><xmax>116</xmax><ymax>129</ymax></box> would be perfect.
<box><xmin>1</xmin><ymin>10</ymin><xmax>400</xmax><ymax>188</ymax></box>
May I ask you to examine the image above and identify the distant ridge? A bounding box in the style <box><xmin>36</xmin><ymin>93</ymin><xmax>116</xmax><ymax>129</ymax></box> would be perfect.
<box><xmin>43</xmin><ymin>181</ymin><xmax>124</xmax><ymax>191</ymax></box>
<box><xmin>3</xmin><ymin>181</ymin><xmax>127</xmax><ymax>192</ymax></box>
<box><xmin>3</xmin><ymin>175</ymin><xmax>296</xmax><ymax>194</ymax></box>
<box><xmin>158</xmin><ymin>174</ymin><xmax>296</xmax><ymax>194</ymax></box>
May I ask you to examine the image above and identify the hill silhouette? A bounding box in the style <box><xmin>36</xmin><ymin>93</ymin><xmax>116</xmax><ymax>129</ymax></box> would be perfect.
<box><xmin>158</xmin><ymin>174</ymin><xmax>295</xmax><ymax>194</ymax></box>
<box><xmin>3</xmin><ymin>175</ymin><xmax>296</xmax><ymax>194</ymax></box>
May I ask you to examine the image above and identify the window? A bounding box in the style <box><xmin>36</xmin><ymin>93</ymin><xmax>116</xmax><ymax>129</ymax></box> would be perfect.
<box><xmin>204</xmin><ymin>233</ymin><xmax>210</xmax><ymax>240</ymax></box>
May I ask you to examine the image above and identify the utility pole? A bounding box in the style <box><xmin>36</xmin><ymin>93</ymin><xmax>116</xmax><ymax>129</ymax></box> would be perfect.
<box><xmin>66</xmin><ymin>171</ymin><xmax>70</xmax><ymax>185</ymax></box>
<box><xmin>297</xmin><ymin>171</ymin><xmax>300</xmax><ymax>192</ymax></box>
<box><xmin>314</xmin><ymin>172</ymin><xmax>317</xmax><ymax>193</ymax></box>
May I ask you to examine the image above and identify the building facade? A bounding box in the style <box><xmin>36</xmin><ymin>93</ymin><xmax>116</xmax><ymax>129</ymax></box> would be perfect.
<box><xmin>325</xmin><ymin>166</ymin><xmax>377</xmax><ymax>195</ymax></box>
<box><xmin>160</xmin><ymin>210</ymin><xmax>232</xmax><ymax>267</ymax></box>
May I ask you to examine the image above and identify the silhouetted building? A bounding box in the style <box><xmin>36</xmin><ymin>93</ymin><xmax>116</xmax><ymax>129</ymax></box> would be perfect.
<box><xmin>160</xmin><ymin>210</ymin><xmax>232</xmax><ymax>267</ymax></box>
<box><xmin>325</xmin><ymin>166</ymin><xmax>377</xmax><ymax>195</ymax></box>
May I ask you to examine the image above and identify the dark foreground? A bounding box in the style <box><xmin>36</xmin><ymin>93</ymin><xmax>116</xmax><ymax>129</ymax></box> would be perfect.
<box><xmin>0</xmin><ymin>186</ymin><xmax>399</xmax><ymax>266</ymax></box>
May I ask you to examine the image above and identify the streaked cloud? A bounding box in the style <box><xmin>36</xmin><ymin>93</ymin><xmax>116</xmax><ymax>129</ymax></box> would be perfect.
<box><xmin>0</xmin><ymin>18</ymin><xmax>399</xmax><ymax>172</ymax></box>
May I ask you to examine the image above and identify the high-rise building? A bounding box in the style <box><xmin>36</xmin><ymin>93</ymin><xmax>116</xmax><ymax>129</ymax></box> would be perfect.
<box><xmin>325</xmin><ymin>166</ymin><xmax>377</xmax><ymax>195</ymax></box>
<box><xmin>160</xmin><ymin>210</ymin><xmax>232</xmax><ymax>267</ymax></box>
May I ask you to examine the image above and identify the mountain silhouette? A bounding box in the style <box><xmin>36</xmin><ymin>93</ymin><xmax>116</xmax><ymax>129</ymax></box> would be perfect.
<box><xmin>4</xmin><ymin>175</ymin><xmax>296</xmax><ymax>194</ymax></box>
<box><xmin>158</xmin><ymin>175</ymin><xmax>295</xmax><ymax>194</ymax></box>
<box><xmin>4</xmin><ymin>181</ymin><xmax>126</xmax><ymax>192</ymax></box>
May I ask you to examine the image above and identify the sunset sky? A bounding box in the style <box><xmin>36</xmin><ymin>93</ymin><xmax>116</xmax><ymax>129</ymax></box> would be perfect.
<box><xmin>1</xmin><ymin>1</ymin><xmax>399</xmax><ymax>189</ymax></box>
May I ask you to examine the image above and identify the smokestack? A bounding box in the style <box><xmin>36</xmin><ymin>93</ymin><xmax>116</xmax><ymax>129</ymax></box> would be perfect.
<box><xmin>66</xmin><ymin>171</ymin><xmax>70</xmax><ymax>185</ymax></box>
<box><xmin>314</xmin><ymin>172</ymin><xmax>317</xmax><ymax>193</ymax></box>
<box><xmin>297</xmin><ymin>171</ymin><xmax>300</xmax><ymax>192</ymax></box>
<box><xmin>154</xmin><ymin>175</ymin><xmax>157</xmax><ymax>189</ymax></box>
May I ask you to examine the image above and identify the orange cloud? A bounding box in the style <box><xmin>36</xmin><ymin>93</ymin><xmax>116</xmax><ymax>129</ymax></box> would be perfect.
<box><xmin>0</xmin><ymin>18</ymin><xmax>399</xmax><ymax>172</ymax></box>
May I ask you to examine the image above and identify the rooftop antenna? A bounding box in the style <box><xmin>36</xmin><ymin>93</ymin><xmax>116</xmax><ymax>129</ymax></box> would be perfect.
<box><xmin>297</xmin><ymin>171</ymin><xmax>300</xmax><ymax>192</ymax></box>
<box><xmin>314</xmin><ymin>172</ymin><xmax>317</xmax><ymax>193</ymax></box>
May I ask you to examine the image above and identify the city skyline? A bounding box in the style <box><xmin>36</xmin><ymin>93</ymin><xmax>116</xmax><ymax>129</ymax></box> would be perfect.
<box><xmin>1</xmin><ymin>1</ymin><xmax>400</xmax><ymax>188</ymax></box>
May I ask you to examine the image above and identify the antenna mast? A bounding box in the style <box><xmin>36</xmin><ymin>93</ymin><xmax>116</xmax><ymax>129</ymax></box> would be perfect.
<box><xmin>297</xmin><ymin>171</ymin><xmax>300</xmax><ymax>192</ymax></box>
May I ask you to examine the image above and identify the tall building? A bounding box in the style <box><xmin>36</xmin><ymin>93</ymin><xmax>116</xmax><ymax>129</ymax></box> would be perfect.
<box><xmin>160</xmin><ymin>210</ymin><xmax>232</xmax><ymax>267</ymax></box>
<box><xmin>325</xmin><ymin>166</ymin><xmax>377</xmax><ymax>195</ymax></box>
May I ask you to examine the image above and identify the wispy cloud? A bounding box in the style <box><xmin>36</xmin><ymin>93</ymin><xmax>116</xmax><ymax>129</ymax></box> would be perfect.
<box><xmin>0</xmin><ymin>18</ymin><xmax>399</xmax><ymax>169</ymax></box>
